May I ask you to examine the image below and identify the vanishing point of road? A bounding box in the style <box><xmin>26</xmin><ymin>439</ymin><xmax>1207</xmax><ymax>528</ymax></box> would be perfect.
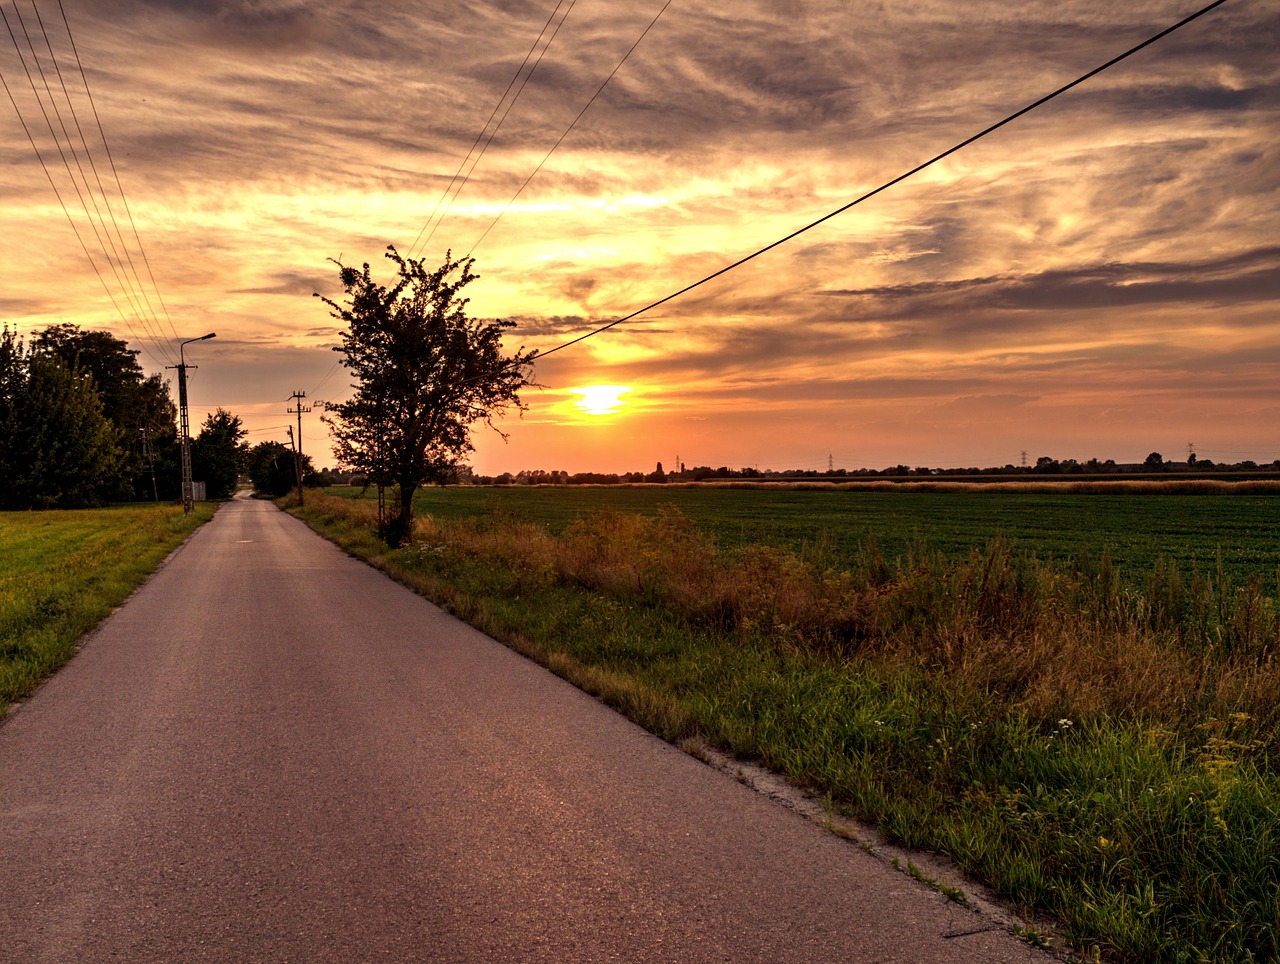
<box><xmin>0</xmin><ymin>494</ymin><xmax>1054</xmax><ymax>962</ymax></box>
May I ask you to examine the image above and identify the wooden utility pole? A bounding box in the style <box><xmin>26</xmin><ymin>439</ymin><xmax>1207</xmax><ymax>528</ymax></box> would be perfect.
<box><xmin>287</xmin><ymin>390</ymin><xmax>311</xmax><ymax>504</ymax></box>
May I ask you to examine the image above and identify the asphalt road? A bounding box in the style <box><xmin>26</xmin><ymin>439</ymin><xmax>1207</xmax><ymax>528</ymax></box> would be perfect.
<box><xmin>0</xmin><ymin>494</ymin><xmax>1054</xmax><ymax>962</ymax></box>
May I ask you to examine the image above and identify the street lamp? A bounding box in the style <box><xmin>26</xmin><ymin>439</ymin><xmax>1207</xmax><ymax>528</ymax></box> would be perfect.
<box><xmin>174</xmin><ymin>333</ymin><xmax>216</xmax><ymax>513</ymax></box>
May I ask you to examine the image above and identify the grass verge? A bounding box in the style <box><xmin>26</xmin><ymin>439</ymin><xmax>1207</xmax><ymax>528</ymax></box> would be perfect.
<box><xmin>0</xmin><ymin>502</ymin><xmax>216</xmax><ymax>714</ymax></box>
<box><xmin>289</xmin><ymin>491</ymin><xmax>1279</xmax><ymax>963</ymax></box>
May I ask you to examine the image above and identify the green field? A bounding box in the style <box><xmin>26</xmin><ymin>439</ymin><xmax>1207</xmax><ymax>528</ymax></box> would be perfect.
<box><xmin>332</xmin><ymin>482</ymin><xmax>1280</xmax><ymax>590</ymax></box>
<box><xmin>0</xmin><ymin>502</ymin><xmax>215</xmax><ymax>712</ymax></box>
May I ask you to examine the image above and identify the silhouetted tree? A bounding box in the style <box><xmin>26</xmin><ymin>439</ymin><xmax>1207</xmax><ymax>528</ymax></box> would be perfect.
<box><xmin>318</xmin><ymin>246</ymin><xmax>536</xmax><ymax>546</ymax></box>
<box><xmin>0</xmin><ymin>329</ymin><xmax>124</xmax><ymax>508</ymax></box>
<box><xmin>31</xmin><ymin>324</ymin><xmax>179</xmax><ymax>500</ymax></box>
<box><xmin>247</xmin><ymin>440</ymin><xmax>313</xmax><ymax>497</ymax></box>
<box><xmin>192</xmin><ymin>408</ymin><xmax>247</xmax><ymax>499</ymax></box>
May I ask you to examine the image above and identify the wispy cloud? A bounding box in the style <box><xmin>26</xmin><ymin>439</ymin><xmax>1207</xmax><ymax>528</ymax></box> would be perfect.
<box><xmin>0</xmin><ymin>0</ymin><xmax>1276</xmax><ymax>470</ymax></box>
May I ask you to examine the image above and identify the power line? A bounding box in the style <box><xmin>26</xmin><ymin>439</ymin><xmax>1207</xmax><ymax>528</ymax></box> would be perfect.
<box><xmin>534</xmin><ymin>0</ymin><xmax>1231</xmax><ymax>360</ymax></box>
<box><xmin>407</xmin><ymin>1</ymin><xmax>571</xmax><ymax>257</ymax></box>
<box><xmin>244</xmin><ymin>425</ymin><xmax>292</xmax><ymax>435</ymax></box>
<box><xmin>466</xmin><ymin>0</ymin><xmax>675</xmax><ymax>258</ymax></box>
<box><xmin>22</xmin><ymin>0</ymin><xmax>173</xmax><ymax>362</ymax></box>
<box><xmin>54</xmin><ymin>0</ymin><xmax>181</xmax><ymax>349</ymax></box>
<box><xmin>6</xmin><ymin>3</ymin><xmax>163</xmax><ymax>358</ymax></box>
<box><xmin>409</xmin><ymin>0</ymin><xmax>577</xmax><ymax>259</ymax></box>
<box><xmin>3</xmin><ymin>4</ymin><xmax>159</xmax><ymax>355</ymax></box>
<box><xmin>0</xmin><ymin>44</ymin><xmax>168</xmax><ymax>369</ymax></box>
<box><xmin>0</xmin><ymin>1</ymin><xmax>176</xmax><ymax>368</ymax></box>
<box><xmin>308</xmin><ymin>354</ymin><xmax>345</xmax><ymax>398</ymax></box>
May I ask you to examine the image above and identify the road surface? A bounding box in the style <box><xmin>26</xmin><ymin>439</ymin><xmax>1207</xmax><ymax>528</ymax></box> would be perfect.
<box><xmin>0</xmin><ymin>494</ymin><xmax>1053</xmax><ymax>962</ymax></box>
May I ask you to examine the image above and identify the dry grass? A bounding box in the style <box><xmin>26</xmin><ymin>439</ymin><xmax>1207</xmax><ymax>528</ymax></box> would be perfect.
<box><xmin>402</xmin><ymin>502</ymin><xmax>1279</xmax><ymax>743</ymax></box>
<box><xmin>659</xmin><ymin>478</ymin><xmax>1280</xmax><ymax>495</ymax></box>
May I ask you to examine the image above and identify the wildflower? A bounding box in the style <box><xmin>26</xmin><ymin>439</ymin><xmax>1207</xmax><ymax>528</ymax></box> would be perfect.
<box><xmin>1058</xmin><ymin>718</ymin><xmax>1073</xmax><ymax>729</ymax></box>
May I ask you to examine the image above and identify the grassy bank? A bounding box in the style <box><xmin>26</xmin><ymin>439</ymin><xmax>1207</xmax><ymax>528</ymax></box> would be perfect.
<box><xmin>327</xmin><ymin>481</ymin><xmax>1280</xmax><ymax>591</ymax></box>
<box><xmin>290</xmin><ymin>490</ymin><xmax>1279</xmax><ymax>962</ymax></box>
<box><xmin>0</xmin><ymin>502</ymin><xmax>215</xmax><ymax>713</ymax></box>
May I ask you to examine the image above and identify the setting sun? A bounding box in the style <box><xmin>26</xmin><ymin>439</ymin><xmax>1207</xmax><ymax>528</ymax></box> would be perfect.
<box><xmin>572</xmin><ymin>385</ymin><xmax>631</xmax><ymax>417</ymax></box>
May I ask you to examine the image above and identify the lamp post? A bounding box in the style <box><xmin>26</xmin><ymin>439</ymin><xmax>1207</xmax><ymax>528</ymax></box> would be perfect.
<box><xmin>173</xmin><ymin>333</ymin><xmax>216</xmax><ymax>513</ymax></box>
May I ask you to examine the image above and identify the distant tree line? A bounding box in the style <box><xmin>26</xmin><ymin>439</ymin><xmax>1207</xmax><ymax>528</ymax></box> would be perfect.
<box><xmin>449</xmin><ymin>454</ymin><xmax>1280</xmax><ymax>486</ymax></box>
<box><xmin>0</xmin><ymin>325</ymin><xmax>248</xmax><ymax>509</ymax></box>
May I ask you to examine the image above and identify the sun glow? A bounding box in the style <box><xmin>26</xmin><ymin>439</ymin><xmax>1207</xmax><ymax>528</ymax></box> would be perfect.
<box><xmin>572</xmin><ymin>385</ymin><xmax>631</xmax><ymax>417</ymax></box>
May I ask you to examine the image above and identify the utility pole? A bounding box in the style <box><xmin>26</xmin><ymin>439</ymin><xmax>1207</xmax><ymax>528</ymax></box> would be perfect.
<box><xmin>287</xmin><ymin>390</ymin><xmax>311</xmax><ymax>504</ymax></box>
<box><xmin>287</xmin><ymin>427</ymin><xmax>304</xmax><ymax>502</ymax></box>
<box><xmin>139</xmin><ymin>423</ymin><xmax>158</xmax><ymax>501</ymax></box>
<box><xmin>169</xmin><ymin>333</ymin><xmax>216</xmax><ymax>513</ymax></box>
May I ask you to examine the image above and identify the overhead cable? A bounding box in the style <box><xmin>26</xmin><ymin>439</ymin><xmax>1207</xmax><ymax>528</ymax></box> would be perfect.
<box><xmin>0</xmin><ymin>64</ymin><xmax>155</xmax><ymax>362</ymax></box>
<box><xmin>535</xmin><ymin>0</ymin><xmax>1231</xmax><ymax>360</ymax></box>
<box><xmin>0</xmin><ymin>4</ymin><xmax>172</xmax><ymax>368</ymax></box>
<box><xmin>466</xmin><ymin>0</ymin><xmax>676</xmax><ymax>258</ymax></box>
<box><xmin>409</xmin><ymin>0</ymin><xmax>577</xmax><ymax>259</ymax></box>
<box><xmin>408</xmin><ymin>0</ymin><xmax>571</xmax><ymax>256</ymax></box>
<box><xmin>21</xmin><ymin>1</ymin><xmax>172</xmax><ymax>359</ymax></box>
<box><xmin>55</xmin><ymin>0</ymin><xmax>182</xmax><ymax>348</ymax></box>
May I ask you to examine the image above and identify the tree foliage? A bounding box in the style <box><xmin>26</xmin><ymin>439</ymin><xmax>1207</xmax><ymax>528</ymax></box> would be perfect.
<box><xmin>29</xmin><ymin>324</ymin><xmax>180</xmax><ymax>501</ymax></box>
<box><xmin>317</xmin><ymin>246</ymin><xmax>536</xmax><ymax>545</ymax></box>
<box><xmin>192</xmin><ymin>407</ymin><xmax>247</xmax><ymax>500</ymax></box>
<box><xmin>0</xmin><ymin>328</ymin><xmax>125</xmax><ymax>508</ymax></box>
<box><xmin>247</xmin><ymin>440</ymin><xmax>314</xmax><ymax>497</ymax></box>
<box><xmin>192</xmin><ymin>404</ymin><xmax>247</xmax><ymax>496</ymax></box>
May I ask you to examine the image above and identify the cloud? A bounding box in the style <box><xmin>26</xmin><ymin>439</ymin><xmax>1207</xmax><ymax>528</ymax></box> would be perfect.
<box><xmin>230</xmin><ymin>270</ymin><xmax>336</xmax><ymax>296</ymax></box>
<box><xmin>2</xmin><ymin>0</ymin><xmax>1276</xmax><ymax>471</ymax></box>
<box><xmin>821</xmin><ymin>246</ymin><xmax>1280</xmax><ymax>314</ymax></box>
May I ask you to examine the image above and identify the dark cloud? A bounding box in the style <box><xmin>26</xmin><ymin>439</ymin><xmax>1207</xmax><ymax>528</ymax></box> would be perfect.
<box><xmin>502</xmin><ymin>313</ymin><xmax>597</xmax><ymax>338</ymax></box>
<box><xmin>0</xmin><ymin>298</ymin><xmax>48</xmax><ymax>315</ymax></box>
<box><xmin>231</xmin><ymin>270</ymin><xmax>336</xmax><ymax>297</ymax></box>
<box><xmin>822</xmin><ymin>246</ymin><xmax>1280</xmax><ymax>314</ymax></box>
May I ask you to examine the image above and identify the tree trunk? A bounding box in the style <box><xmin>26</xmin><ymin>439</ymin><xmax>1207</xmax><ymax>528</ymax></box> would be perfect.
<box><xmin>389</xmin><ymin>483</ymin><xmax>416</xmax><ymax>547</ymax></box>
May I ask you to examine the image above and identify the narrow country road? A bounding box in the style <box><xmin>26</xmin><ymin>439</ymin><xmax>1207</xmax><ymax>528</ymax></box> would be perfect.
<box><xmin>0</xmin><ymin>495</ymin><xmax>1053</xmax><ymax>962</ymax></box>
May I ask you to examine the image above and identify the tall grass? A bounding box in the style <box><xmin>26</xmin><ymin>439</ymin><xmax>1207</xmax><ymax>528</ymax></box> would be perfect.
<box><xmin>676</xmin><ymin>479</ymin><xmax>1280</xmax><ymax>494</ymax></box>
<box><xmin>0</xmin><ymin>502</ymin><xmax>215</xmax><ymax>712</ymax></box>
<box><xmin>290</xmin><ymin>491</ymin><xmax>1280</xmax><ymax>962</ymax></box>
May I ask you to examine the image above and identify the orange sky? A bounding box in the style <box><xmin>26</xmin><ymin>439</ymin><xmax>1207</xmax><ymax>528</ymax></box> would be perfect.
<box><xmin>1</xmin><ymin>0</ymin><xmax>1277</xmax><ymax>473</ymax></box>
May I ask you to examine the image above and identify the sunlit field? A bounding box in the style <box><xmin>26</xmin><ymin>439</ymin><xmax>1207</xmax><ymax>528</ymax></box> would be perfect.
<box><xmin>0</xmin><ymin>503</ymin><xmax>214</xmax><ymax>712</ymax></box>
<box><xmin>329</xmin><ymin>480</ymin><xmax>1280</xmax><ymax>591</ymax></box>
<box><xmin>295</xmin><ymin>482</ymin><xmax>1280</xmax><ymax>962</ymax></box>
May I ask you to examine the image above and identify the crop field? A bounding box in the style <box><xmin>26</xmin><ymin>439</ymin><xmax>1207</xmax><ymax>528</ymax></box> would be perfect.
<box><xmin>330</xmin><ymin>482</ymin><xmax>1280</xmax><ymax>590</ymax></box>
<box><xmin>0</xmin><ymin>502</ymin><xmax>214</xmax><ymax>713</ymax></box>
